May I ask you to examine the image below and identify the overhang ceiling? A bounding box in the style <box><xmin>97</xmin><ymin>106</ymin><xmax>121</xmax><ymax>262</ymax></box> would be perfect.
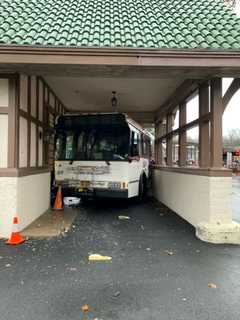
<box><xmin>45</xmin><ymin>76</ymin><xmax>184</xmax><ymax>113</ymax></box>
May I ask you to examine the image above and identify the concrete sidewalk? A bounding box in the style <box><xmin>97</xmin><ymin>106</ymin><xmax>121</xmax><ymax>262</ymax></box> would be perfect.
<box><xmin>22</xmin><ymin>208</ymin><xmax>78</xmax><ymax>238</ymax></box>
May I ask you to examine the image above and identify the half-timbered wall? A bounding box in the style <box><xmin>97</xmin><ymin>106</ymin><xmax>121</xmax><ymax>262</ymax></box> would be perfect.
<box><xmin>0</xmin><ymin>73</ymin><xmax>66</xmax><ymax>238</ymax></box>
<box><xmin>18</xmin><ymin>74</ymin><xmax>65</xmax><ymax>172</ymax></box>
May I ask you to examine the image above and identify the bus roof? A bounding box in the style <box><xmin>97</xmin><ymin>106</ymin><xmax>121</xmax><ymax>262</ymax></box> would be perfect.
<box><xmin>58</xmin><ymin>112</ymin><xmax>153</xmax><ymax>139</ymax></box>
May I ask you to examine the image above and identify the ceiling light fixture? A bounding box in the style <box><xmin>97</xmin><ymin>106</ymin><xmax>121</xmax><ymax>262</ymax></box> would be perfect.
<box><xmin>111</xmin><ymin>91</ymin><xmax>118</xmax><ymax>112</ymax></box>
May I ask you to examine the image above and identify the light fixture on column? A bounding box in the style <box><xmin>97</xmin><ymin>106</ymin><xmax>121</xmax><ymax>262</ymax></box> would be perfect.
<box><xmin>111</xmin><ymin>91</ymin><xmax>118</xmax><ymax>112</ymax></box>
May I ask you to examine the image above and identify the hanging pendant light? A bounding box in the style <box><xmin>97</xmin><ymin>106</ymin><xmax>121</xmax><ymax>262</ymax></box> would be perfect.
<box><xmin>111</xmin><ymin>91</ymin><xmax>118</xmax><ymax>112</ymax></box>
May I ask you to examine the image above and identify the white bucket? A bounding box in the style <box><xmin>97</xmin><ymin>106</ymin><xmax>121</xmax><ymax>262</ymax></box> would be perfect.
<box><xmin>63</xmin><ymin>197</ymin><xmax>81</xmax><ymax>207</ymax></box>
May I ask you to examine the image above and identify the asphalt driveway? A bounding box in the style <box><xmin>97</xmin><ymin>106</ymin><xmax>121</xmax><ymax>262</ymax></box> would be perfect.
<box><xmin>0</xmin><ymin>198</ymin><xmax>240</xmax><ymax>320</ymax></box>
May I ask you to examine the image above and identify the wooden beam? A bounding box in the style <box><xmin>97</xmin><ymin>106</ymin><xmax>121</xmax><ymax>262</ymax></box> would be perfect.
<box><xmin>166</xmin><ymin>114</ymin><xmax>173</xmax><ymax>166</ymax></box>
<box><xmin>0</xmin><ymin>107</ymin><xmax>8</xmax><ymax>114</ymax></box>
<box><xmin>36</xmin><ymin>77</ymin><xmax>39</xmax><ymax>167</ymax></box>
<box><xmin>156</xmin><ymin>79</ymin><xmax>200</xmax><ymax>122</ymax></box>
<box><xmin>155</xmin><ymin>121</ymin><xmax>163</xmax><ymax>165</ymax></box>
<box><xmin>199</xmin><ymin>83</ymin><xmax>210</xmax><ymax>167</ymax></box>
<box><xmin>27</xmin><ymin>76</ymin><xmax>31</xmax><ymax>168</ymax></box>
<box><xmin>156</xmin><ymin>112</ymin><xmax>211</xmax><ymax>142</ymax></box>
<box><xmin>210</xmin><ymin>78</ymin><xmax>223</xmax><ymax>168</ymax></box>
<box><xmin>179</xmin><ymin>102</ymin><xmax>187</xmax><ymax>167</ymax></box>
<box><xmin>222</xmin><ymin>78</ymin><xmax>240</xmax><ymax>113</ymax></box>
<box><xmin>8</xmin><ymin>78</ymin><xmax>18</xmax><ymax>168</ymax></box>
<box><xmin>2</xmin><ymin>47</ymin><xmax>240</xmax><ymax>70</ymax></box>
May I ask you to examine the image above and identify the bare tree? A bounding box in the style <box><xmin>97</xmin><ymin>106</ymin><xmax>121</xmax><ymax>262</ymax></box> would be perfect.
<box><xmin>223</xmin><ymin>128</ymin><xmax>240</xmax><ymax>148</ymax></box>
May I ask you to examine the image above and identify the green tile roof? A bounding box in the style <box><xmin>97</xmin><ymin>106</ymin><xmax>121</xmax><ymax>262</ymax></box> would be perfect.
<box><xmin>0</xmin><ymin>0</ymin><xmax>240</xmax><ymax>49</ymax></box>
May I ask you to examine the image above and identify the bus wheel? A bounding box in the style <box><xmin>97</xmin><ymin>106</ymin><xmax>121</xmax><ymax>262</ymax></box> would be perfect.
<box><xmin>138</xmin><ymin>174</ymin><xmax>147</xmax><ymax>200</ymax></box>
<box><xmin>80</xmin><ymin>196</ymin><xmax>89</xmax><ymax>205</ymax></box>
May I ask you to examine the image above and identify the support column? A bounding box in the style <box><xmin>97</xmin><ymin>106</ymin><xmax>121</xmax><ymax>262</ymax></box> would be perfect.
<box><xmin>199</xmin><ymin>83</ymin><xmax>210</xmax><ymax>167</ymax></box>
<box><xmin>155</xmin><ymin>121</ymin><xmax>163</xmax><ymax>165</ymax></box>
<box><xmin>196</xmin><ymin>78</ymin><xmax>240</xmax><ymax>244</ymax></box>
<box><xmin>210</xmin><ymin>78</ymin><xmax>223</xmax><ymax>168</ymax></box>
<box><xmin>179</xmin><ymin>103</ymin><xmax>186</xmax><ymax>167</ymax></box>
<box><xmin>166</xmin><ymin>114</ymin><xmax>173</xmax><ymax>166</ymax></box>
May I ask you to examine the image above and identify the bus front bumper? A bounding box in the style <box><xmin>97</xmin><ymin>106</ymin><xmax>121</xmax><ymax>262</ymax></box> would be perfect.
<box><xmin>60</xmin><ymin>187</ymin><xmax>128</xmax><ymax>199</ymax></box>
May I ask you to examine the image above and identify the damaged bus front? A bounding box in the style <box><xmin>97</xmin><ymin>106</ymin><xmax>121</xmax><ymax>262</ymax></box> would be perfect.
<box><xmin>54</xmin><ymin>113</ymin><xmax>152</xmax><ymax>199</ymax></box>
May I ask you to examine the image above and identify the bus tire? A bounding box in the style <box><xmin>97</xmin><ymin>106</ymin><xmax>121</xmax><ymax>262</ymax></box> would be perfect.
<box><xmin>80</xmin><ymin>196</ymin><xmax>89</xmax><ymax>205</ymax></box>
<box><xmin>138</xmin><ymin>174</ymin><xmax>147</xmax><ymax>200</ymax></box>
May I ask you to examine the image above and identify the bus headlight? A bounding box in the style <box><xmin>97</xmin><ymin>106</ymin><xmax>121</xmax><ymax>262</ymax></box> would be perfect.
<box><xmin>108</xmin><ymin>182</ymin><xmax>121</xmax><ymax>189</ymax></box>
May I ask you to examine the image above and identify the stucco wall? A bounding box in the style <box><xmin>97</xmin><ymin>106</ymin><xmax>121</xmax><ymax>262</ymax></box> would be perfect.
<box><xmin>19</xmin><ymin>116</ymin><xmax>28</xmax><ymax>168</ymax></box>
<box><xmin>0</xmin><ymin>177</ymin><xmax>18</xmax><ymax>238</ymax></box>
<box><xmin>0</xmin><ymin>172</ymin><xmax>50</xmax><ymax>238</ymax></box>
<box><xmin>153</xmin><ymin>169</ymin><xmax>232</xmax><ymax>227</ymax></box>
<box><xmin>17</xmin><ymin>172</ymin><xmax>51</xmax><ymax>233</ymax></box>
<box><xmin>0</xmin><ymin>114</ymin><xmax>8</xmax><ymax>168</ymax></box>
<box><xmin>0</xmin><ymin>79</ymin><xmax>9</xmax><ymax>106</ymax></box>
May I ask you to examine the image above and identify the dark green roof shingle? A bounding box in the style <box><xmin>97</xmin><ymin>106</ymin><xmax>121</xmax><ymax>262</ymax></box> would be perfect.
<box><xmin>0</xmin><ymin>0</ymin><xmax>240</xmax><ymax>49</ymax></box>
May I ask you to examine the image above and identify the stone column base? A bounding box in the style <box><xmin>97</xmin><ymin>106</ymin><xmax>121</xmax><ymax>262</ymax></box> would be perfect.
<box><xmin>196</xmin><ymin>222</ymin><xmax>240</xmax><ymax>244</ymax></box>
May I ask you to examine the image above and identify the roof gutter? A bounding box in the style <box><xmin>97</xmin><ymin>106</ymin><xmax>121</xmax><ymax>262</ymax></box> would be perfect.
<box><xmin>0</xmin><ymin>45</ymin><xmax>240</xmax><ymax>68</ymax></box>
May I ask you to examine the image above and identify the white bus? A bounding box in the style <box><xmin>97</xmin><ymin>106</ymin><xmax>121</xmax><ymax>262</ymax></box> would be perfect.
<box><xmin>54</xmin><ymin>113</ymin><xmax>153</xmax><ymax>200</ymax></box>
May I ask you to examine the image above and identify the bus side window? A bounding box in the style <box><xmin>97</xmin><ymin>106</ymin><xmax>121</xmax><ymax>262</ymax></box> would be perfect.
<box><xmin>65</xmin><ymin>133</ymin><xmax>76</xmax><ymax>160</ymax></box>
<box><xmin>131</xmin><ymin>131</ymin><xmax>140</xmax><ymax>157</ymax></box>
<box><xmin>55</xmin><ymin>133</ymin><xmax>66</xmax><ymax>160</ymax></box>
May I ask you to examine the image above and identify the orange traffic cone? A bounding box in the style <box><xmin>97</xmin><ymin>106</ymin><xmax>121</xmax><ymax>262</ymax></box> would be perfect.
<box><xmin>53</xmin><ymin>186</ymin><xmax>63</xmax><ymax>210</ymax></box>
<box><xmin>6</xmin><ymin>216</ymin><xmax>25</xmax><ymax>245</ymax></box>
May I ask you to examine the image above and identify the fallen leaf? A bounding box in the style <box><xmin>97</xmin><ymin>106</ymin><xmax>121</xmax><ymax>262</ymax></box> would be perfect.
<box><xmin>113</xmin><ymin>291</ymin><xmax>120</xmax><ymax>298</ymax></box>
<box><xmin>118</xmin><ymin>215</ymin><xmax>130</xmax><ymax>220</ymax></box>
<box><xmin>164</xmin><ymin>250</ymin><xmax>174</xmax><ymax>256</ymax></box>
<box><xmin>69</xmin><ymin>267</ymin><xmax>77</xmax><ymax>271</ymax></box>
<box><xmin>89</xmin><ymin>254</ymin><xmax>112</xmax><ymax>262</ymax></box>
<box><xmin>208</xmin><ymin>283</ymin><xmax>217</xmax><ymax>289</ymax></box>
<box><xmin>81</xmin><ymin>304</ymin><xmax>89</xmax><ymax>312</ymax></box>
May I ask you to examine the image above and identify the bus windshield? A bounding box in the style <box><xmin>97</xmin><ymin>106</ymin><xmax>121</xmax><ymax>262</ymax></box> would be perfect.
<box><xmin>55</xmin><ymin>126</ymin><xmax>130</xmax><ymax>161</ymax></box>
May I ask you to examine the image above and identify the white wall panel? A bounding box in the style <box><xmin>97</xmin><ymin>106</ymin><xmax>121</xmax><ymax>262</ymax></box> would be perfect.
<box><xmin>19</xmin><ymin>116</ymin><xmax>28</xmax><ymax>167</ymax></box>
<box><xmin>30</xmin><ymin>122</ymin><xmax>36</xmax><ymax>167</ymax></box>
<box><xmin>0</xmin><ymin>114</ymin><xmax>8</xmax><ymax>168</ymax></box>
<box><xmin>0</xmin><ymin>79</ymin><xmax>9</xmax><ymax>106</ymax></box>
